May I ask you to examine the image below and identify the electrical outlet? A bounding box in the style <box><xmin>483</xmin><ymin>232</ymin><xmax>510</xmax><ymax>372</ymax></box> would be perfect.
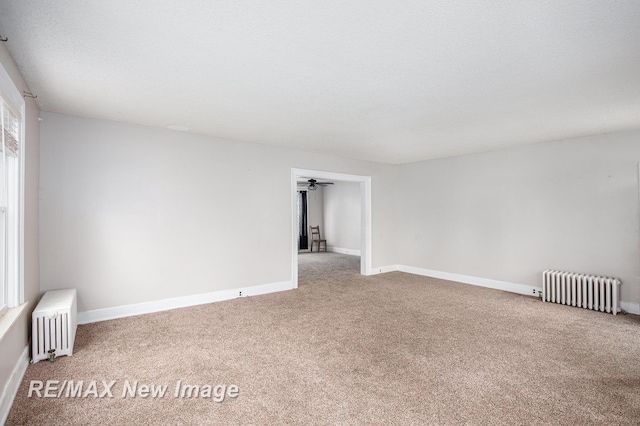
<box><xmin>238</xmin><ymin>291</ymin><xmax>242</xmax><ymax>297</ymax></box>
<box><xmin>532</xmin><ymin>288</ymin><xmax>537</xmax><ymax>295</ymax></box>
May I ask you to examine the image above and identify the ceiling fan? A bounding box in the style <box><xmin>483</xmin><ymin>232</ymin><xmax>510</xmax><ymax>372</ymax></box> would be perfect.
<box><xmin>298</xmin><ymin>178</ymin><xmax>334</xmax><ymax>191</ymax></box>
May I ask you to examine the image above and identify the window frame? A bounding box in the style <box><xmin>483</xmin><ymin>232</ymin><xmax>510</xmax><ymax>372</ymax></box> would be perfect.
<box><xmin>0</xmin><ymin>61</ymin><xmax>25</xmax><ymax>316</ymax></box>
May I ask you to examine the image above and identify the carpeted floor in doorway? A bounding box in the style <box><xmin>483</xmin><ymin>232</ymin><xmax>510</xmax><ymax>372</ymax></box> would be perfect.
<box><xmin>7</xmin><ymin>252</ymin><xmax>640</xmax><ymax>425</ymax></box>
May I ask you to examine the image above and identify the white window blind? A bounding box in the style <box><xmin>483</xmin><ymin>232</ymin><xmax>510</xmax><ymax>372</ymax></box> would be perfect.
<box><xmin>1</xmin><ymin>99</ymin><xmax>20</xmax><ymax>157</ymax></box>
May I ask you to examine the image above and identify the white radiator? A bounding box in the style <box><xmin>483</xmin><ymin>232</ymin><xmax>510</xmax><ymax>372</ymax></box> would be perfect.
<box><xmin>32</xmin><ymin>289</ymin><xmax>77</xmax><ymax>363</ymax></box>
<box><xmin>542</xmin><ymin>270</ymin><xmax>620</xmax><ymax>315</ymax></box>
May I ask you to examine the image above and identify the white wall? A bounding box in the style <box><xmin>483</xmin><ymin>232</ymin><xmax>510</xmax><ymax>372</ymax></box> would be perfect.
<box><xmin>0</xmin><ymin>43</ymin><xmax>40</xmax><ymax>409</ymax></box>
<box><xmin>395</xmin><ymin>131</ymin><xmax>640</xmax><ymax>307</ymax></box>
<box><xmin>39</xmin><ymin>113</ymin><xmax>397</xmax><ymax>312</ymax></box>
<box><xmin>305</xmin><ymin>187</ymin><xmax>324</xmax><ymax>245</ymax></box>
<box><xmin>324</xmin><ymin>182</ymin><xmax>361</xmax><ymax>252</ymax></box>
<box><xmin>39</xmin><ymin>109</ymin><xmax>640</xmax><ymax>315</ymax></box>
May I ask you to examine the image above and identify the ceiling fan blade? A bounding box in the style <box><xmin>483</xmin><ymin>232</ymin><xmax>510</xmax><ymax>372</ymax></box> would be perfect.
<box><xmin>316</xmin><ymin>182</ymin><xmax>334</xmax><ymax>186</ymax></box>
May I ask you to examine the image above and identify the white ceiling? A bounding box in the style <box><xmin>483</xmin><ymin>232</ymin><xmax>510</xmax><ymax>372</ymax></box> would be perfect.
<box><xmin>1</xmin><ymin>1</ymin><xmax>639</xmax><ymax>164</ymax></box>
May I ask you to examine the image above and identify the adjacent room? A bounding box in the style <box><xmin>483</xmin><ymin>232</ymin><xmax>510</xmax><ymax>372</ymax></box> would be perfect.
<box><xmin>0</xmin><ymin>1</ymin><xmax>639</xmax><ymax>424</ymax></box>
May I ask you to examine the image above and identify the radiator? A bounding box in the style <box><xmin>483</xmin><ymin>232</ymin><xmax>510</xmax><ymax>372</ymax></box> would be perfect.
<box><xmin>32</xmin><ymin>289</ymin><xmax>77</xmax><ymax>363</ymax></box>
<box><xmin>542</xmin><ymin>270</ymin><xmax>620</xmax><ymax>315</ymax></box>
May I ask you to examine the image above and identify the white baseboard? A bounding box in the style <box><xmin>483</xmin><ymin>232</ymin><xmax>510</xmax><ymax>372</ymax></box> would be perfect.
<box><xmin>392</xmin><ymin>265</ymin><xmax>640</xmax><ymax>312</ymax></box>
<box><xmin>368</xmin><ymin>265</ymin><xmax>399</xmax><ymax>275</ymax></box>
<box><xmin>76</xmin><ymin>270</ymin><xmax>639</xmax><ymax>325</ymax></box>
<box><xmin>78</xmin><ymin>280</ymin><xmax>294</xmax><ymax>324</ymax></box>
<box><xmin>327</xmin><ymin>246</ymin><xmax>361</xmax><ymax>256</ymax></box>
<box><xmin>397</xmin><ymin>265</ymin><xmax>541</xmax><ymax>297</ymax></box>
<box><xmin>0</xmin><ymin>345</ymin><xmax>28</xmax><ymax>425</ymax></box>
<box><xmin>620</xmin><ymin>301</ymin><xmax>640</xmax><ymax>315</ymax></box>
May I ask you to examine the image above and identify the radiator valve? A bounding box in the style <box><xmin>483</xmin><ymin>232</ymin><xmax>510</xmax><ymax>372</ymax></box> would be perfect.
<box><xmin>48</xmin><ymin>349</ymin><xmax>56</xmax><ymax>363</ymax></box>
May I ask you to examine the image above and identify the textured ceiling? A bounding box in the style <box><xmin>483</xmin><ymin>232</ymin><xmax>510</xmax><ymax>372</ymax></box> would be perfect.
<box><xmin>1</xmin><ymin>1</ymin><xmax>639</xmax><ymax>164</ymax></box>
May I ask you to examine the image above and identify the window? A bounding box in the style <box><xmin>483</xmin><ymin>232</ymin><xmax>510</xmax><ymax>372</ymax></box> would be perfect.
<box><xmin>0</xmin><ymin>63</ymin><xmax>24</xmax><ymax>316</ymax></box>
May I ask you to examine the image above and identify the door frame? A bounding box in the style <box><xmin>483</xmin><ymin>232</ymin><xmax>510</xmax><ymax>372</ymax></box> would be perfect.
<box><xmin>291</xmin><ymin>168</ymin><xmax>372</xmax><ymax>288</ymax></box>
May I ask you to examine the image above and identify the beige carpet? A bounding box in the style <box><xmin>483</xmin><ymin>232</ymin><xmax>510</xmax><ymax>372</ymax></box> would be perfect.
<box><xmin>7</xmin><ymin>252</ymin><xmax>640</xmax><ymax>425</ymax></box>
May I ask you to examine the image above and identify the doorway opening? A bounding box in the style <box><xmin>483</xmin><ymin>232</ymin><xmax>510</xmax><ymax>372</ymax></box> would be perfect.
<box><xmin>291</xmin><ymin>168</ymin><xmax>372</xmax><ymax>288</ymax></box>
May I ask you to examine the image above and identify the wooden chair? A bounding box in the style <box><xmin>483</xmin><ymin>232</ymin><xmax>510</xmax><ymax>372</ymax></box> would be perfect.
<box><xmin>309</xmin><ymin>226</ymin><xmax>327</xmax><ymax>252</ymax></box>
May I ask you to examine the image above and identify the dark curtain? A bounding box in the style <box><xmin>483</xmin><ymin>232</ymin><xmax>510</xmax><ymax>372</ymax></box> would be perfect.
<box><xmin>299</xmin><ymin>191</ymin><xmax>308</xmax><ymax>250</ymax></box>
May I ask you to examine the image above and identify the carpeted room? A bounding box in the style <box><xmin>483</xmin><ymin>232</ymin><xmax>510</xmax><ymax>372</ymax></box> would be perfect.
<box><xmin>1</xmin><ymin>2</ymin><xmax>640</xmax><ymax>425</ymax></box>
<box><xmin>6</xmin><ymin>254</ymin><xmax>640</xmax><ymax>424</ymax></box>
